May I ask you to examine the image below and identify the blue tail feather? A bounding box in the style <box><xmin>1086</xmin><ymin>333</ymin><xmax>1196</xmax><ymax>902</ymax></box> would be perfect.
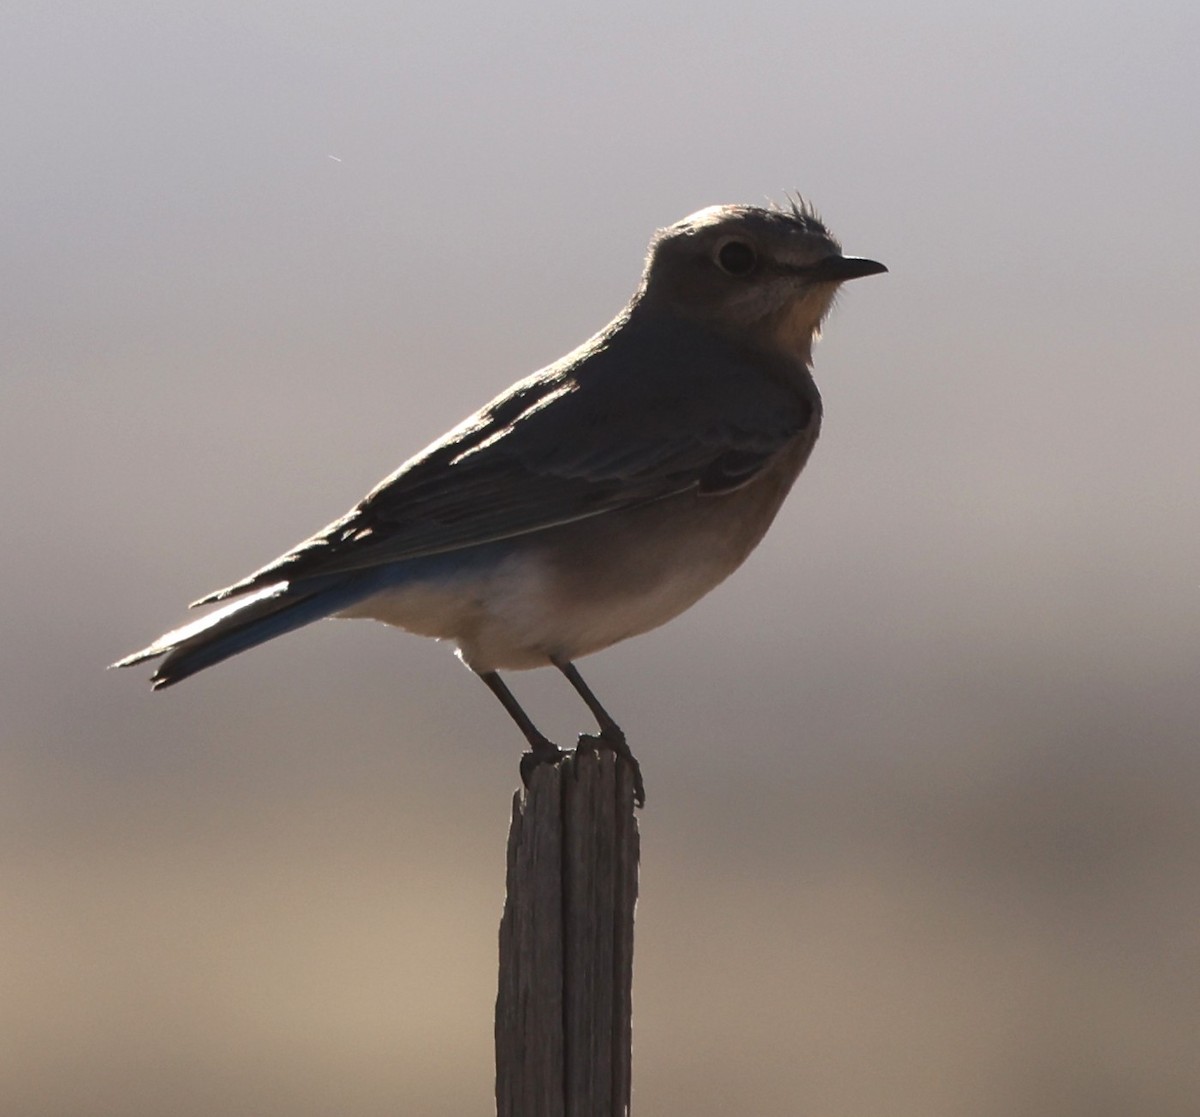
<box><xmin>115</xmin><ymin>576</ymin><xmax>377</xmax><ymax>689</ymax></box>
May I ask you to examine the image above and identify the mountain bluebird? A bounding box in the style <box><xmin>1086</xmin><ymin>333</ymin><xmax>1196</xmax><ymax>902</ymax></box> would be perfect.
<box><xmin>114</xmin><ymin>200</ymin><xmax>886</xmax><ymax>804</ymax></box>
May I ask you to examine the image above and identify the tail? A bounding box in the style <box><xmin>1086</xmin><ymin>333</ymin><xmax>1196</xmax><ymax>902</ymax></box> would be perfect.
<box><xmin>111</xmin><ymin>577</ymin><xmax>369</xmax><ymax>688</ymax></box>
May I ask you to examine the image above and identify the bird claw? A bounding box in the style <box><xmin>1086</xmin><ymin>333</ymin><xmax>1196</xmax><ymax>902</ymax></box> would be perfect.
<box><xmin>577</xmin><ymin>731</ymin><xmax>646</xmax><ymax>808</ymax></box>
<box><xmin>518</xmin><ymin>732</ymin><xmax>645</xmax><ymax>808</ymax></box>
<box><xmin>519</xmin><ymin>740</ymin><xmax>567</xmax><ymax>789</ymax></box>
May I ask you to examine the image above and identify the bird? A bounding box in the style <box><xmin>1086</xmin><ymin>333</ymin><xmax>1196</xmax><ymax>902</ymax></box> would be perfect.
<box><xmin>113</xmin><ymin>199</ymin><xmax>886</xmax><ymax>805</ymax></box>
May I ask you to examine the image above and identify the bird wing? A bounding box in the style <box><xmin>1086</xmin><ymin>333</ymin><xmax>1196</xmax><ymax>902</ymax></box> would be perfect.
<box><xmin>194</xmin><ymin>312</ymin><xmax>818</xmax><ymax>604</ymax></box>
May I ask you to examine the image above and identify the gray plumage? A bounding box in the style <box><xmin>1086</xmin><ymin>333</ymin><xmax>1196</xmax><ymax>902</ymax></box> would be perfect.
<box><xmin>114</xmin><ymin>200</ymin><xmax>886</xmax><ymax>803</ymax></box>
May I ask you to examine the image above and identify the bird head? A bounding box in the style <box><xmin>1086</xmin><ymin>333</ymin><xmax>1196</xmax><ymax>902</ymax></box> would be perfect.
<box><xmin>636</xmin><ymin>199</ymin><xmax>886</xmax><ymax>361</ymax></box>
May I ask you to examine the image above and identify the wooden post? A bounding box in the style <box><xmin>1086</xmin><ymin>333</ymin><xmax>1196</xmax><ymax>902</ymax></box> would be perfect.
<box><xmin>495</xmin><ymin>749</ymin><xmax>640</xmax><ymax>1117</ymax></box>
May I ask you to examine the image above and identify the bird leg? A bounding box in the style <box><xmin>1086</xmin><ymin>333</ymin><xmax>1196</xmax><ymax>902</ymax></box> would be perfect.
<box><xmin>554</xmin><ymin>658</ymin><xmax>646</xmax><ymax>807</ymax></box>
<box><xmin>479</xmin><ymin>670</ymin><xmax>566</xmax><ymax>789</ymax></box>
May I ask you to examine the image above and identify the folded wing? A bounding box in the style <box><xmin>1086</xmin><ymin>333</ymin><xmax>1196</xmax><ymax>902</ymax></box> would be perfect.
<box><xmin>195</xmin><ymin>312</ymin><xmax>819</xmax><ymax>605</ymax></box>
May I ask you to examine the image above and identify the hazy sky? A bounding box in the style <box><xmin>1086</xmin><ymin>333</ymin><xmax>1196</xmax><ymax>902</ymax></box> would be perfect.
<box><xmin>4</xmin><ymin>3</ymin><xmax>1198</xmax><ymax>1115</ymax></box>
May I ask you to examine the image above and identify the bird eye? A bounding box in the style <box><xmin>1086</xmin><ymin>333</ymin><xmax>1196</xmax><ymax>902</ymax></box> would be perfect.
<box><xmin>714</xmin><ymin>238</ymin><xmax>757</xmax><ymax>277</ymax></box>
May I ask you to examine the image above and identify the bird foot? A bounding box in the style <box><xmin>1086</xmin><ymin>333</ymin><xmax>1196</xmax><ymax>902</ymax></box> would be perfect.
<box><xmin>519</xmin><ymin>739</ymin><xmax>567</xmax><ymax>790</ymax></box>
<box><xmin>576</xmin><ymin>731</ymin><xmax>646</xmax><ymax>808</ymax></box>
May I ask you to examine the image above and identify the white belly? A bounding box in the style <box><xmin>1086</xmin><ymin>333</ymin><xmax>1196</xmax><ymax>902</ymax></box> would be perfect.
<box><xmin>335</xmin><ymin>539</ymin><xmax>730</xmax><ymax>673</ymax></box>
<box><xmin>335</xmin><ymin>443</ymin><xmax>809</xmax><ymax>673</ymax></box>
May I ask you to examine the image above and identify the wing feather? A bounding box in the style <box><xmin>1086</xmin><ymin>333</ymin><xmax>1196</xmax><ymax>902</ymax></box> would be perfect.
<box><xmin>195</xmin><ymin>312</ymin><xmax>818</xmax><ymax>604</ymax></box>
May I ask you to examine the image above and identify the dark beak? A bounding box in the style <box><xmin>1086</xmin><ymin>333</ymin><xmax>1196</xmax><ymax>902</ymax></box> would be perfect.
<box><xmin>807</xmin><ymin>255</ymin><xmax>888</xmax><ymax>282</ymax></box>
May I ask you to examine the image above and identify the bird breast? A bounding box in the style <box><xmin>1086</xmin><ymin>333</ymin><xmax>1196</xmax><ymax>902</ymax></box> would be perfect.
<box><xmin>339</xmin><ymin>435</ymin><xmax>814</xmax><ymax>673</ymax></box>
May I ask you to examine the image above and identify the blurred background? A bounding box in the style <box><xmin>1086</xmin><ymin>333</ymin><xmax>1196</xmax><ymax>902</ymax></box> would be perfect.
<box><xmin>3</xmin><ymin>2</ymin><xmax>1198</xmax><ymax>1114</ymax></box>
